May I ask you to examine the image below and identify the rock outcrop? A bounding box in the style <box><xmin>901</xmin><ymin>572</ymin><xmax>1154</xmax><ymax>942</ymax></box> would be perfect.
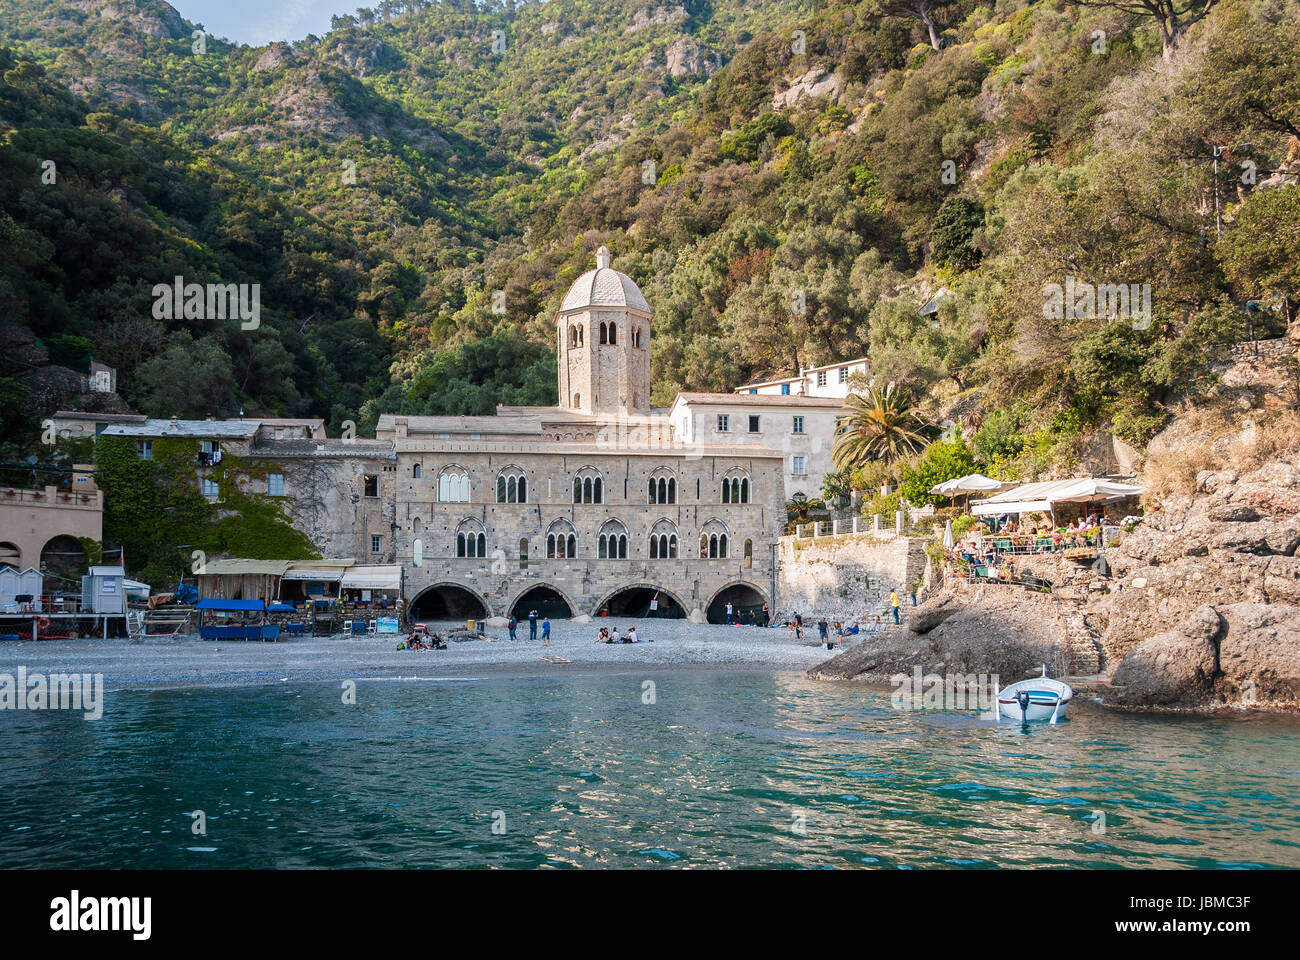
<box><xmin>810</xmin><ymin>342</ymin><xmax>1300</xmax><ymax>713</ymax></box>
<box><xmin>772</xmin><ymin>69</ymin><xmax>845</xmax><ymax>110</ymax></box>
<box><xmin>808</xmin><ymin>585</ymin><xmax>1070</xmax><ymax>685</ymax></box>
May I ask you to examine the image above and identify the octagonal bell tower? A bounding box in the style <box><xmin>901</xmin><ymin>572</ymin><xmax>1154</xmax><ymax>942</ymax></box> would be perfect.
<box><xmin>556</xmin><ymin>246</ymin><xmax>652</xmax><ymax>416</ymax></box>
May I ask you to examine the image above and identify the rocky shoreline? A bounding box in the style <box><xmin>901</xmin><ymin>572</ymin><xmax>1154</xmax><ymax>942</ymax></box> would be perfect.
<box><xmin>809</xmin><ymin>347</ymin><xmax>1300</xmax><ymax>715</ymax></box>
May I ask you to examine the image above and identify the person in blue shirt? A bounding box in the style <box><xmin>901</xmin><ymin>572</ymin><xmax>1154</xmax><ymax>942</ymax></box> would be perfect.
<box><xmin>541</xmin><ymin>618</ymin><xmax>551</xmax><ymax>645</ymax></box>
<box><xmin>508</xmin><ymin>615</ymin><xmax>518</xmax><ymax>640</ymax></box>
<box><xmin>528</xmin><ymin>609</ymin><xmax>538</xmax><ymax>640</ymax></box>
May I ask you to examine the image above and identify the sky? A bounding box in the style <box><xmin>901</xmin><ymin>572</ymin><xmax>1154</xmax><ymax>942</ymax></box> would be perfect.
<box><xmin>173</xmin><ymin>0</ymin><xmax>344</xmax><ymax>46</ymax></box>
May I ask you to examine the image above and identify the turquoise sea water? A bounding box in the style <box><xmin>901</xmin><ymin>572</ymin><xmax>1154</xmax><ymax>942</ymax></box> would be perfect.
<box><xmin>2</xmin><ymin>669</ymin><xmax>1298</xmax><ymax>869</ymax></box>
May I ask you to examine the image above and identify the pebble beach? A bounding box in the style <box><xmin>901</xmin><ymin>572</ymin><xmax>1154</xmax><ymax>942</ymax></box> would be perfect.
<box><xmin>0</xmin><ymin>619</ymin><xmax>837</xmax><ymax>691</ymax></box>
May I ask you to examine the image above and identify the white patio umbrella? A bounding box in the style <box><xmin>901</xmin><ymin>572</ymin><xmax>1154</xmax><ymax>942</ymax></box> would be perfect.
<box><xmin>930</xmin><ymin>474</ymin><xmax>1012</xmax><ymax>512</ymax></box>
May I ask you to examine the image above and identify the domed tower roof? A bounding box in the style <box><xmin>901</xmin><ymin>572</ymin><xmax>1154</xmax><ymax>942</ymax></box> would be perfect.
<box><xmin>559</xmin><ymin>246</ymin><xmax>650</xmax><ymax>314</ymax></box>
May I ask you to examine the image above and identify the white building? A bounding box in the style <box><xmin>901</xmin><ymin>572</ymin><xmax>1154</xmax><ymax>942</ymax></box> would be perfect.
<box><xmin>667</xmin><ymin>393</ymin><xmax>843</xmax><ymax>503</ymax></box>
<box><xmin>734</xmin><ymin>357</ymin><xmax>869</xmax><ymax>399</ymax></box>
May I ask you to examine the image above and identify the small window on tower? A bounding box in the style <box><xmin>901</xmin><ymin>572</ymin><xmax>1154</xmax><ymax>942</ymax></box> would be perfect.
<box><xmin>364</xmin><ymin>475</ymin><xmax>378</xmax><ymax>497</ymax></box>
<box><xmin>748</xmin><ymin>415</ymin><xmax>760</xmax><ymax>433</ymax></box>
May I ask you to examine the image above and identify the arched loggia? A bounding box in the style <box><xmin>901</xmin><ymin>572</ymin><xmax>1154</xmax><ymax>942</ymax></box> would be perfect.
<box><xmin>510</xmin><ymin>585</ymin><xmax>574</xmax><ymax>620</ymax></box>
<box><xmin>409</xmin><ymin>583</ymin><xmax>490</xmax><ymax>621</ymax></box>
<box><xmin>706</xmin><ymin>583</ymin><xmax>766</xmax><ymax>625</ymax></box>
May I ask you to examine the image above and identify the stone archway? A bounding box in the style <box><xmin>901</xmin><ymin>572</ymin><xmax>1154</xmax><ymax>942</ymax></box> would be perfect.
<box><xmin>706</xmin><ymin>582</ymin><xmax>767</xmax><ymax>625</ymax></box>
<box><xmin>509</xmin><ymin>584</ymin><xmax>575</xmax><ymax>620</ymax></box>
<box><xmin>408</xmin><ymin>582</ymin><xmax>491</xmax><ymax>621</ymax></box>
<box><xmin>594</xmin><ymin>584</ymin><xmax>688</xmax><ymax>619</ymax></box>
<box><xmin>40</xmin><ymin>534</ymin><xmax>86</xmax><ymax>584</ymax></box>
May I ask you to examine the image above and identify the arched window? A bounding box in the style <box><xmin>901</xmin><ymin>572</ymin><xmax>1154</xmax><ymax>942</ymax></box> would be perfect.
<box><xmin>438</xmin><ymin>468</ymin><xmax>470</xmax><ymax>503</ymax></box>
<box><xmin>649</xmin><ymin>519</ymin><xmax>679</xmax><ymax>560</ymax></box>
<box><xmin>648</xmin><ymin>467</ymin><xmax>676</xmax><ymax>505</ymax></box>
<box><xmin>744</xmin><ymin>539</ymin><xmax>753</xmax><ymax>568</ymax></box>
<box><xmin>573</xmin><ymin>467</ymin><xmax>603</xmax><ymax>504</ymax></box>
<box><xmin>496</xmin><ymin>467</ymin><xmax>528</xmax><ymax>504</ymax></box>
<box><xmin>412</xmin><ymin>463</ymin><xmax>421</xmax><ymax>479</ymax></box>
<box><xmin>721</xmin><ymin>470</ymin><xmax>750</xmax><ymax>504</ymax></box>
<box><xmin>699</xmin><ymin>520</ymin><xmax>730</xmax><ymax>559</ymax></box>
<box><xmin>456</xmin><ymin>519</ymin><xmax>487</xmax><ymax>558</ymax></box>
<box><xmin>598</xmin><ymin>520</ymin><xmax>629</xmax><ymax>559</ymax></box>
<box><xmin>573</xmin><ymin>393</ymin><xmax>581</xmax><ymax>407</ymax></box>
<box><xmin>599</xmin><ymin>322</ymin><xmax>608</xmax><ymax>344</ymax></box>
<box><xmin>546</xmin><ymin>519</ymin><xmax>577</xmax><ymax>559</ymax></box>
<box><xmin>608</xmin><ymin>322</ymin><xmax>617</xmax><ymax>345</ymax></box>
<box><xmin>519</xmin><ymin>537</ymin><xmax>529</xmax><ymax>570</ymax></box>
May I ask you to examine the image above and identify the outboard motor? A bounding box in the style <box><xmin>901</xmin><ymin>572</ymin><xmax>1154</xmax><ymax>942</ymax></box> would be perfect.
<box><xmin>1016</xmin><ymin>689</ymin><xmax>1032</xmax><ymax>716</ymax></box>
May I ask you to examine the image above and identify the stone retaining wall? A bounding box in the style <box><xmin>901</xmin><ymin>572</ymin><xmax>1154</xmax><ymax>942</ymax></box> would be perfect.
<box><xmin>776</xmin><ymin>532</ymin><xmax>925</xmax><ymax>621</ymax></box>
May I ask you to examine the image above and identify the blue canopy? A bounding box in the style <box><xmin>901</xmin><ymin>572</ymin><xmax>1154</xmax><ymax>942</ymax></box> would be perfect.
<box><xmin>196</xmin><ymin>598</ymin><xmax>265</xmax><ymax>612</ymax></box>
<box><xmin>266</xmin><ymin>603</ymin><xmax>295</xmax><ymax>612</ymax></box>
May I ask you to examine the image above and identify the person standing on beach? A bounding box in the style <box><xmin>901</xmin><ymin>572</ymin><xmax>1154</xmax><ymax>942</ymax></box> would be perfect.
<box><xmin>793</xmin><ymin>612</ymin><xmax>804</xmax><ymax>640</ymax></box>
<box><xmin>528</xmin><ymin>608</ymin><xmax>538</xmax><ymax>640</ymax></box>
<box><xmin>762</xmin><ymin>603</ymin><xmax>770</xmax><ymax>627</ymax></box>
<box><xmin>890</xmin><ymin>591</ymin><xmax>900</xmax><ymax>624</ymax></box>
<box><xmin>818</xmin><ymin>617</ymin><xmax>829</xmax><ymax>643</ymax></box>
<box><xmin>508</xmin><ymin>615</ymin><xmax>518</xmax><ymax>640</ymax></box>
<box><xmin>725</xmin><ymin>601</ymin><xmax>733</xmax><ymax>624</ymax></box>
<box><xmin>541</xmin><ymin>618</ymin><xmax>551</xmax><ymax>645</ymax></box>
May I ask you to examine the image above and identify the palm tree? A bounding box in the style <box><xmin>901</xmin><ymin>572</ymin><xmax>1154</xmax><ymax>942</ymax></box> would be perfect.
<box><xmin>832</xmin><ymin>383</ymin><xmax>930</xmax><ymax>470</ymax></box>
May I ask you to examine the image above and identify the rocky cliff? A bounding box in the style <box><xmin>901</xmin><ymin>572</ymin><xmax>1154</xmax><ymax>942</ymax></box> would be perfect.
<box><xmin>810</xmin><ymin>341</ymin><xmax>1300</xmax><ymax>713</ymax></box>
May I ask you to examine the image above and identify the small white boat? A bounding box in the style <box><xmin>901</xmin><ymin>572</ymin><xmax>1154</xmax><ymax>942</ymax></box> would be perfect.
<box><xmin>995</xmin><ymin>666</ymin><xmax>1073</xmax><ymax>723</ymax></box>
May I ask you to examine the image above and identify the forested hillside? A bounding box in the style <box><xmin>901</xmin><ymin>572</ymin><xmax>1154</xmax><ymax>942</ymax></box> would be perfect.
<box><xmin>2</xmin><ymin>0</ymin><xmax>1297</xmax><ymax>485</ymax></box>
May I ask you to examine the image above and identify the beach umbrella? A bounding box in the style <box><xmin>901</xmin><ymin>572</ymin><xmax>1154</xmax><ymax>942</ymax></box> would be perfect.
<box><xmin>930</xmin><ymin>474</ymin><xmax>1012</xmax><ymax>513</ymax></box>
<box><xmin>942</xmin><ymin>519</ymin><xmax>954</xmax><ymax>549</ymax></box>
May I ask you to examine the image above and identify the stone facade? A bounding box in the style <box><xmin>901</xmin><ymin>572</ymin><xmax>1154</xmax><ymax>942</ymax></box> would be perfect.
<box><xmin>243</xmin><ymin>438</ymin><xmax>397</xmax><ymax>562</ymax></box>
<box><xmin>392</xmin><ymin>440</ymin><xmax>783</xmax><ymax>621</ymax></box>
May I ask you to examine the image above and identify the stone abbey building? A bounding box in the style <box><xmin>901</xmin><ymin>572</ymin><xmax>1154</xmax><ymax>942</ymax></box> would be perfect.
<box><xmin>69</xmin><ymin>248</ymin><xmax>851</xmax><ymax>624</ymax></box>
<box><xmin>380</xmin><ymin>248</ymin><xmax>785</xmax><ymax>623</ymax></box>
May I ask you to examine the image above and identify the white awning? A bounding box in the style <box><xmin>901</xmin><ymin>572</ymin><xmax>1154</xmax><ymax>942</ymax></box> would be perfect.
<box><xmin>282</xmin><ymin>567</ymin><xmax>346</xmax><ymax>582</ymax></box>
<box><xmin>970</xmin><ymin>478</ymin><xmax>1144</xmax><ymax>516</ymax></box>
<box><xmin>340</xmin><ymin>565</ymin><xmax>401</xmax><ymax>591</ymax></box>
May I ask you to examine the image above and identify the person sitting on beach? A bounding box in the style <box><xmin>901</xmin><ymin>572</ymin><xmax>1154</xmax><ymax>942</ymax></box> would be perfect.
<box><xmin>627</xmin><ymin>626</ymin><xmax>638</xmax><ymax>643</ymax></box>
<box><xmin>610</xmin><ymin>627</ymin><xmax>622</xmax><ymax>643</ymax></box>
<box><xmin>597</xmin><ymin>627</ymin><xmax>609</xmax><ymax>643</ymax></box>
